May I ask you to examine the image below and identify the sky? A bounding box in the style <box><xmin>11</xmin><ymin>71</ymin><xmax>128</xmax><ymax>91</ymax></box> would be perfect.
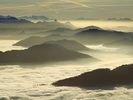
<box><xmin>0</xmin><ymin>0</ymin><xmax>133</xmax><ymax>19</ymax></box>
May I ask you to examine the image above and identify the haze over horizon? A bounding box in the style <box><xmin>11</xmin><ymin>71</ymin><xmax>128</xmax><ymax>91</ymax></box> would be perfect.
<box><xmin>0</xmin><ymin>0</ymin><xmax>133</xmax><ymax>19</ymax></box>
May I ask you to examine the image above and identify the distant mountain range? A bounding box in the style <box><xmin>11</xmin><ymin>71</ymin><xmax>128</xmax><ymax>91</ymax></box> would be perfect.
<box><xmin>14</xmin><ymin>25</ymin><xmax>133</xmax><ymax>47</ymax></box>
<box><xmin>0</xmin><ymin>15</ymin><xmax>32</xmax><ymax>23</ymax></box>
<box><xmin>108</xmin><ymin>18</ymin><xmax>133</xmax><ymax>21</ymax></box>
<box><xmin>20</xmin><ymin>16</ymin><xmax>50</xmax><ymax>20</ymax></box>
<box><xmin>0</xmin><ymin>15</ymin><xmax>76</xmax><ymax>40</ymax></box>
<box><xmin>0</xmin><ymin>15</ymin><xmax>75</xmax><ymax>29</ymax></box>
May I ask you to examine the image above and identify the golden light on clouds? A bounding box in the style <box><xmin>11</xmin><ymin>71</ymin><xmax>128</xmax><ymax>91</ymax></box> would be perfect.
<box><xmin>0</xmin><ymin>0</ymin><xmax>132</xmax><ymax>19</ymax></box>
<box><xmin>60</xmin><ymin>0</ymin><xmax>90</xmax><ymax>8</ymax></box>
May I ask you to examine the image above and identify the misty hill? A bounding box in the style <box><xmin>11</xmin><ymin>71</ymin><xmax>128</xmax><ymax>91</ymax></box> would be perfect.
<box><xmin>14</xmin><ymin>36</ymin><xmax>45</xmax><ymax>47</ymax></box>
<box><xmin>53</xmin><ymin>64</ymin><xmax>133</xmax><ymax>88</ymax></box>
<box><xmin>20</xmin><ymin>16</ymin><xmax>49</xmax><ymax>20</ymax></box>
<box><xmin>75</xmin><ymin>26</ymin><xmax>133</xmax><ymax>45</ymax></box>
<box><xmin>14</xmin><ymin>38</ymin><xmax>93</xmax><ymax>51</ymax></box>
<box><xmin>13</xmin><ymin>34</ymin><xmax>68</xmax><ymax>47</ymax></box>
<box><xmin>104</xmin><ymin>38</ymin><xmax>133</xmax><ymax>48</ymax></box>
<box><xmin>49</xmin><ymin>27</ymin><xmax>74</xmax><ymax>32</ymax></box>
<box><xmin>0</xmin><ymin>43</ymin><xmax>94</xmax><ymax>64</ymax></box>
<box><xmin>45</xmin><ymin>39</ymin><xmax>92</xmax><ymax>51</ymax></box>
<box><xmin>0</xmin><ymin>15</ymin><xmax>31</xmax><ymax>23</ymax></box>
<box><xmin>64</xmin><ymin>22</ymin><xmax>75</xmax><ymax>29</ymax></box>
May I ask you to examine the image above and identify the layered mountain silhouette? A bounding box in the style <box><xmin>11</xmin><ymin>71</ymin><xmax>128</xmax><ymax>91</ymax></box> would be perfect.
<box><xmin>15</xmin><ymin>26</ymin><xmax>133</xmax><ymax>48</ymax></box>
<box><xmin>0</xmin><ymin>43</ymin><xmax>96</xmax><ymax>64</ymax></box>
<box><xmin>13</xmin><ymin>35</ymin><xmax>67</xmax><ymax>47</ymax></box>
<box><xmin>75</xmin><ymin>26</ymin><xmax>133</xmax><ymax>44</ymax></box>
<box><xmin>53</xmin><ymin>64</ymin><xmax>133</xmax><ymax>88</ymax></box>
<box><xmin>14</xmin><ymin>38</ymin><xmax>92</xmax><ymax>51</ymax></box>
<box><xmin>9</xmin><ymin>25</ymin><xmax>133</xmax><ymax>47</ymax></box>
<box><xmin>0</xmin><ymin>15</ymin><xmax>31</xmax><ymax>23</ymax></box>
<box><xmin>0</xmin><ymin>15</ymin><xmax>76</xmax><ymax>40</ymax></box>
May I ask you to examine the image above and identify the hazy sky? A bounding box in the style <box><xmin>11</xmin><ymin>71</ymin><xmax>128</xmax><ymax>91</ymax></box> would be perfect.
<box><xmin>0</xmin><ymin>0</ymin><xmax>133</xmax><ymax>19</ymax></box>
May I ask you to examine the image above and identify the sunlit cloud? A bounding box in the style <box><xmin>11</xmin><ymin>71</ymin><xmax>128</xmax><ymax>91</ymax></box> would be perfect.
<box><xmin>0</xmin><ymin>0</ymin><xmax>90</xmax><ymax>11</ymax></box>
<box><xmin>0</xmin><ymin>0</ymin><xmax>132</xmax><ymax>19</ymax></box>
<box><xmin>0</xmin><ymin>4</ymin><xmax>35</xmax><ymax>10</ymax></box>
<box><xmin>96</xmin><ymin>4</ymin><xmax>133</xmax><ymax>7</ymax></box>
<box><xmin>36</xmin><ymin>1</ymin><xmax>58</xmax><ymax>7</ymax></box>
<box><xmin>60</xmin><ymin>0</ymin><xmax>90</xmax><ymax>8</ymax></box>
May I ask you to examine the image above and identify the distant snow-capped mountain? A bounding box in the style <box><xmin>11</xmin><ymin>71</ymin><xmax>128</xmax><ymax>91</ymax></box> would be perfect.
<box><xmin>0</xmin><ymin>15</ymin><xmax>32</xmax><ymax>23</ymax></box>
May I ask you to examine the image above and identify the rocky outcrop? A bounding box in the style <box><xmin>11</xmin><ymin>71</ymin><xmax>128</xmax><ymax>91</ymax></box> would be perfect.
<box><xmin>53</xmin><ymin>64</ymin><xmax>133</xmax><ymax>87</ymax></box>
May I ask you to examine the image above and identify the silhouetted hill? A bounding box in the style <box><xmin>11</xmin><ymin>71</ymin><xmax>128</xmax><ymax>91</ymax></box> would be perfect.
<box><xmin>0</xmin><ymin>43</ymin><xmax>95</xmax><ymax>64</ymax></box>
<box><xmin>53</xmin><ymin>64</ymin><xmax>133</xmax><ymax>88</ymax></box>
<box><xmin>0</xmin><ymin>15</ymin><xmax>32</xmax><ymax>23</ymax></box>
<box><xmin>75</xmin><ymin>26</ymin><xmax>133</xmax><ymax>44</ymax></box>
<box><xmin>78</xmin><ymin>26</ymin><xmax>103</xmax><ymax>32</ymax></box>
<box><xmin>104</xmin><ymin>38</ymin><xmax>133</xmax><ymax>48</ymax></box>
<box><xmin>46</xmin><ymin>39</ymin><xmax>92</xmax><ymax>51</ymax></box>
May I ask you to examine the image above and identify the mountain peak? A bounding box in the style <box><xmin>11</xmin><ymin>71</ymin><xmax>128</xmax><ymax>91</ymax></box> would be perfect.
<box><xmin>83</xmin><ymin>26</ymin><xmax>103</xmax><ymax>31</ymax></box>
<box><xmin>78</xmin><ymin>26</ymin><xmax>104</xmax><ymax>33</ymax></box>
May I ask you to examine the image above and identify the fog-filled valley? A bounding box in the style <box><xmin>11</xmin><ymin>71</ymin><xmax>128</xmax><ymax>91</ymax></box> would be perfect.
<box><xmin>0</xmin><ymin>15</ymin><xmax>133</xmax><ymax>100</ymax></box>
